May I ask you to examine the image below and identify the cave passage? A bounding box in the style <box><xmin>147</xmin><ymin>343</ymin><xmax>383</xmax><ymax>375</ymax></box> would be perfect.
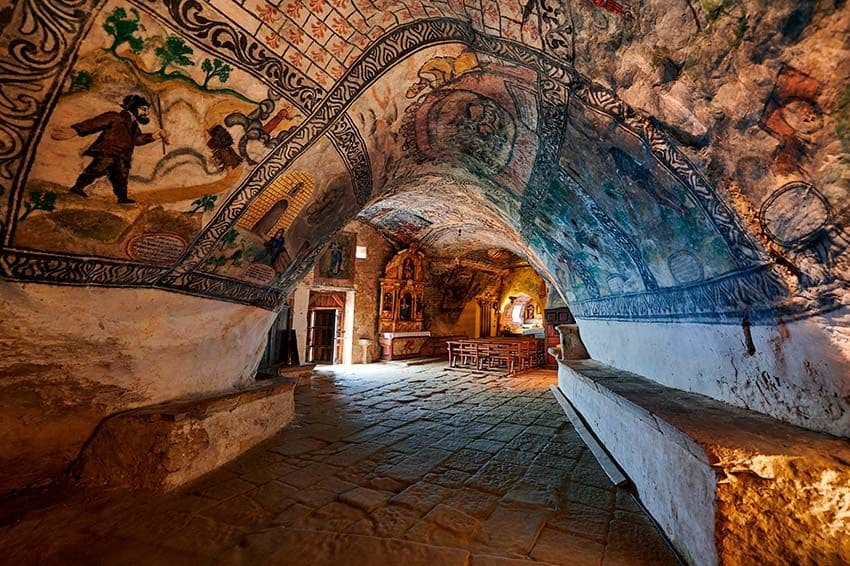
<box><xmin>1</xmin><ymin>1</ymin><xmax>849</xmax><ymax>564</ymax></box>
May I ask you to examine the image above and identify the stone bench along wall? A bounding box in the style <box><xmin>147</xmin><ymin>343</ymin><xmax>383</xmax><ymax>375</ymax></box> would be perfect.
<box><xmin>557</xmin><ymin>359</ymin><xmax>850</xmax><ymax>566</ymax></box>
<box><xmin>72</xmin><ymin>377</ymin><xmax>296</xmax><ymax>491</ymax></box>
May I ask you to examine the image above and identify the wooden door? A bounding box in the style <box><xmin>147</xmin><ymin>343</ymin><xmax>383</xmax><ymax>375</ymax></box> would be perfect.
<box><xmin>308</xmin><ymin>309</ymin><xmax>337</xmax><ymax>363</ymax></box>
<box><xmin>479</xmin><ymin>302</ymin><xmax>492</xmax><ymax>338</ymax></box>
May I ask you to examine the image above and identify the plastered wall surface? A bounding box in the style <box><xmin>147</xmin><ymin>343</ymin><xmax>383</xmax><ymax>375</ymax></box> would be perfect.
<box><xmin>0</xmin><ymin>282</ymin><xmax>275</xmax><ymax>493</ymax></box>
<box><xmin>579</xmin><ymin>308</ymin><xmax>850</xmax><ymax>437</ymax></box>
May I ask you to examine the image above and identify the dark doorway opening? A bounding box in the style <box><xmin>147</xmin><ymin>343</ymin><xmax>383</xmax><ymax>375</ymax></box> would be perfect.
<box><xmin>307</xmin><ymin>308</ymin><xmax>338</xmax><ymax>363</ymax></box>
<box><xmin>479</xmin><ymin>300</ymin><xmax>492</xmax><ymax>338</ymax></box>
<box><xmin>257</xmin><ymin>304</ymin><xmax>295</xmax><ymax>373</ymax></box>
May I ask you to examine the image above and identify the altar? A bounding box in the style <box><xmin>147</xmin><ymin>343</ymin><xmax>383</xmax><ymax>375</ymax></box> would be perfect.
<box><xmin>379</xmin><ymin>330</ymin><xmax>432</xmax><ymax>360</ymax></box>
<box><xmin>377</xmin><ymin>249</ymin><xmax>431</xmax><ymax>360</ymax></box>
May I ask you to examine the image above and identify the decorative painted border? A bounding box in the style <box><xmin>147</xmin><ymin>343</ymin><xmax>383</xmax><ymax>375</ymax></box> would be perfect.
<box><xmin>1</xmin><ymin>5</ymin><xmax>826</xmax><ymax>324</ymax></box>
<box><xmin>568</xmin><ymin>263</ymin><xmax>804</xmax><ymax>324</ymax></box>
<box><xmin>0</xmin><ymin>0</ymin><xmax>105</xmax><ymax>247</ymax></box>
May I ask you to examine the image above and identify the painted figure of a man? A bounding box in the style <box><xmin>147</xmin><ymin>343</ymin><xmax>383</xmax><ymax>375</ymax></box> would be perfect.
<box><xmin>52</xmin><ymin>94</ymin><xmax>169</xmax><ymax>204</ymax></box>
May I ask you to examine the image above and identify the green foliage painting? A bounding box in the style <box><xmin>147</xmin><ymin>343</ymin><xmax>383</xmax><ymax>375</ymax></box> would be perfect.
<box><xmin>19</xmin><ymin>191</ymin><xmax>57</xmax><ymax>221</ymax></box>
<box><xmin>201</xmin><ymin>58</ymin><xmax>232</xmax><ymax>88</ymax></box>
<box><xmin>103</xmin><ymin>7</ymin><xmax>145</xmax><ymax>54</ymax></box>
<box><xmin>95</xmin><ymin>6</ymin><xmax>257</xmax><ymax>103</ymax></box>
<box><xmin>186</xmin><ymin>194</ymin><xmax>218</xmax><ymax>215</ymax></box>
<box><xmin>156</xmin><ymin>36</ymin><xmax>195</xmax><ymax>75</ymax></box>
<box><xmin>69</xmin><ymin>71</ymin><xmax>93</xmax><ymax>92</ymax></box>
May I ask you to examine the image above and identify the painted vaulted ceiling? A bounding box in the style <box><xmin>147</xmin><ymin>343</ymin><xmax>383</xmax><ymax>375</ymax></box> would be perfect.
<box><xmin>1</xmin><ymin>0</ymin><xmax>848</xmax><ymax>324</ymax></box>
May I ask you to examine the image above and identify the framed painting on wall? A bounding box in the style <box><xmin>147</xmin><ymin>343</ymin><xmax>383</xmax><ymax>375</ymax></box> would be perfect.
<box><xmin>314</xmin><ymin>232</ymin><xmax>356</xmax><ymax>285</ymax></box>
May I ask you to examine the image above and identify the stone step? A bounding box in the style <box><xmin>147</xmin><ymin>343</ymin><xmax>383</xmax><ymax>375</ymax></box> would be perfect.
<box><xmin>382</xmin><ymin>357</ymin><xmax>445</xmax><ymax>367</ymax></box>
<box><xmin>557</xmin><ymin>359</ymin><xmax>850</xmax><ymax>566</ymax></box>
<box><xmin>71</xmin><ymin>377</ymin><xmax>296</xmax><ymax>491</ymax></box>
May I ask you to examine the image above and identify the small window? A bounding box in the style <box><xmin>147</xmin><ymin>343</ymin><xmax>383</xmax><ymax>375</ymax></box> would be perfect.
<box><xmin>511</xmin><ymin>304</ymin><xmax>524</xmax><ymax>324</ymax></box>
<box><xmin>355</xmin><ymin>245</ymin><xmax>367</xmax><ymax>259</ymax></box>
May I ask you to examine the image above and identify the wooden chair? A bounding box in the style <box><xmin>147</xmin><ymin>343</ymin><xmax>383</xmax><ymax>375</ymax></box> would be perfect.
<box><xmin>477</xmin><ymin>342</ymin><xmax>492</xmax><ymax>370</ymax></box>
<box><xmin>458</xmin><ymin>342</ymin><xmax>479</xmax><ymax>369</ymax></box>
<box><xmin>490</xmin><ymin>343</ymin><xmax>513</xmax><ymax>374</ymax></box>
<box><xmin>447</xmin><ymin>341</ymin><xmax>461</xmax><ymax>367</ymax></box>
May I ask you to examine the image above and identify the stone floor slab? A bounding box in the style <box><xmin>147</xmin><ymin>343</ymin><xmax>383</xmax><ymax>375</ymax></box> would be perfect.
<box><xmin>530</xmin><ymin>527</ymin><xmax>605</xmax><ymax>566</ymax></box>
<box><xmin>339</xmin><ymin>486</ymin><xmax>392</xmax><ymax>512</ymax></box>
<box><xmin>425</xmin><ymin>504</ymin><xmax>480</xmax><ymax>537</ymax></box>
<box><xmin>478</xmin><ymin>505</ymin><xmax>551</xmax><ymax>554</ymax></box>
<box><xmin>0</xmin><ymin>364</ymin><xmax>675</xmax><ymax>565</ymax></box>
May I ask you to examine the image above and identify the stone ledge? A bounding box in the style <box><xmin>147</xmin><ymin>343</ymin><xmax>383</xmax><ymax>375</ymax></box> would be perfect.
<box><xmin>558</xmin><ymin>359</ymin><xmax>850</xmax><ymax>566</ymax></box>
<box><xmin>271</xmin><ymin>363</ymin><xmax>316</xmax><ymax>386</ymax></box>
<box><xmin>71</xmin><ymin>377</ymin><xmax>296</xmax><ymax>491</ymax></box>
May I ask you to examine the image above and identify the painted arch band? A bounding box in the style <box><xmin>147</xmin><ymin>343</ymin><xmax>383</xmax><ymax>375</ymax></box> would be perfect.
<box><xmin>0</xmin><ymin>0</ymin><xmax>829</xmax><ymax>324</ymax></box>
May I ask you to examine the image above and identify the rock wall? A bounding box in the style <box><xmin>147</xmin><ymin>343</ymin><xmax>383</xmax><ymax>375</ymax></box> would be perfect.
<box><xmin>421</xmin><ymin>261</ymin><xmax>502</xmax><ymax>338</ymax></box>
<box><xmin>0</xmin><ymin>282</ymin><xmax>275</xmax><ymax>494</ymax></box>
<box><xmin>350</xmin><ymin>222</ymin><xmax>395</xmax><ymax>363</ymax></box>
<box><xmin>497</xmin><ymin>267</ymin><xmax>548</xmax><ymax>333</ymax></box>
<box><xmin>578</xmin><ymin>307</ymin><xmax>850</xmax><ymax>438</ymax></box>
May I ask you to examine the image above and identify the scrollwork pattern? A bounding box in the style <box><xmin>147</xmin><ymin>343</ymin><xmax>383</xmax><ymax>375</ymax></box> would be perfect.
<box><xmin>0</xmin><ymin>8</ymin><xmax>807</xmax><ymax>322</ymax></box>
<box><xmin>0</xmin><ymin>0</ymin><xmax>98</xmax><ymax>244</ymax></box>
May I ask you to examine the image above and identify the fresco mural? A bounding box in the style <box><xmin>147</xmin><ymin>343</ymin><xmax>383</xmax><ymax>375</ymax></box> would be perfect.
<box><xmin>197</xmin><ymin>135</ymin><xmax>356</xmax><ymax>289</ymax></box>
<box><xmin>13</xmin><ymin>1</ymin><xmax>303</xmax><ymax>265</ymax></box>
<box><xmin>314</xmin><ymin>232</ymin><xmax>356</xmax><ymax>285</ymax></box>
<box><xmin>1</xmin><ymin>0</ymin><xmax>847</xmax><ymax>323</ymax></box>
<box><xmin>558</xmin><ymin>102</ymin><xmax>737</xmax><ymax>288</ymax></box>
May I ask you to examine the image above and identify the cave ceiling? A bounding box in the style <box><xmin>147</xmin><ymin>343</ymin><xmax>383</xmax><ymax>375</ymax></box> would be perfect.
<box><xmin>1</xmin><ymin>0</ymin><xmax>848</xmax><ymax>323</ymax></box>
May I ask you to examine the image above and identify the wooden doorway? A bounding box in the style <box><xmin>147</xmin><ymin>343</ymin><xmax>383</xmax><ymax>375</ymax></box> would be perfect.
<box><xmin>306</xmin><ymin>291</ymin><xmax>347</xmax><ymax>364</ymax></box>
<box><xmin>307</xmin><ymin>309</ymin><xmax>337</xmax><ymax>363</ymax></box>
<box><xmin>479</xmin><ymin>300</ymin><xmax>492</xmax><ymax>338</ymax></box>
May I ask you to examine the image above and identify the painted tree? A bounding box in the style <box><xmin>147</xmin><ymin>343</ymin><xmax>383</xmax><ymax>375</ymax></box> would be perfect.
<box><xmin>186</xmin><ymin>194</ymin><xmax>217</xmax><ymax>215</ymax></box>
<box><xmin>155</xmin><ymin>35</ymin><xmax>194</xmax><ymax>75</ymax></box>
<box><xmin>19</xmin><ymin>191</ymin><xmax>57</xmax><ymax>221</ymax></box>
<box><xmin>201</xmin><ymin>58</ymin><xmax>232</xmax><ymax>88</ymax></box>
<box><xmin>103</xmin><ymin>7</ymin><xmax>145</xmax><ymax>54</ymax></box>
<box><xmin>220</xmin><ymin>228</ymin><xmax>239</xmax><ymax>247</ymax></box>
<box><xmin>69</xmin><ymin>71</ymin><xmax>93</xmax><ymax>93</ymax></box>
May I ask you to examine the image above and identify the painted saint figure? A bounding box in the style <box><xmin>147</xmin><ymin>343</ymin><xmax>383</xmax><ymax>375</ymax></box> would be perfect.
<box><xmin>328</xmin><ymin>243</ymin><xmax>344</xmax><ymax>277</ymax></box>
<box><xmin>402</xmin><ymin>258</ymin><xmax>415</xmax><ymax>280</ymax></box>
<box><xmin>399</xmin><ymin>293</ymin><xmax>413</xmax><ymax>320</ymax></box>
<box><xmin>51</xmin><ymin>95</ymin><xmax>169</xmax><ymax>204</ymax></box>
<box><xmin>263</xmin><ymin>229</ymin><xmax>292</xmax><ymax>274</ymax></box>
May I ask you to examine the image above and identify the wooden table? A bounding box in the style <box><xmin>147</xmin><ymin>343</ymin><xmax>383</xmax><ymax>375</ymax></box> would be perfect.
<box><xmin>446</xmin><ymin>337</ymin><xmax>543</xmax><ymax>375</ymax></box>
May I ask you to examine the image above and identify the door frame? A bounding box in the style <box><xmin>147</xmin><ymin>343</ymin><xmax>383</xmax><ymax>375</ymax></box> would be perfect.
<box><xmin>306</xmin><ymin>307</ymin><xmax>339</xmax><ymax>364</ymax></box>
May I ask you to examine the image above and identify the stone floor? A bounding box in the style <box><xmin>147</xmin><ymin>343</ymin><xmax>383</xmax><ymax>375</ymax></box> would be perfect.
<box><xmin>0</xmin><ymin>363</ymin><xmax>679</xmax><ymax>565</ymax></box>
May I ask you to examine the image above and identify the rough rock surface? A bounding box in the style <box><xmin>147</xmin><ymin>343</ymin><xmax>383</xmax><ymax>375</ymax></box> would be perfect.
<box><xmin>559</xmin><ymin>359</ymin><xmax>850</xmax><ymax>565</ymax></box>
<box><xmin>72</xmin><ymin>377</ymin><xmax>296</xmax><ymax>490</ymax></box>
<box><xmin>0</xmin><ymin>283</ymin><xmax>276</xmax><ymax>495</ymax></box>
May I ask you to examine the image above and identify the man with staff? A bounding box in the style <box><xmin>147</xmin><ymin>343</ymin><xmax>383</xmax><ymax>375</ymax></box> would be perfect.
<box><xmin>52</xmin><ymin>94</ymin><xmax>169</xmax><ymax>204</ymax></box>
